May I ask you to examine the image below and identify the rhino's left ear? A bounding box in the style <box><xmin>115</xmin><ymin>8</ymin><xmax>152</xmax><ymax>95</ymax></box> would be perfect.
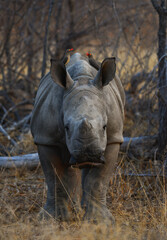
<box><xmin>93</xmin><ymin>57</ymin><xmax>116</xmax><ymax>87</ymax></box>
<box><xmin>50</xmin><ymin>59</ymin><xmax>74</xmax><ymax>88</ymax></box>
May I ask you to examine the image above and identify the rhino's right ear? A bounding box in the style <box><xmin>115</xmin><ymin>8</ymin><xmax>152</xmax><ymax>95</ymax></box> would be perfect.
<box><xmin>93</xmin><ymin>57</ymin><xmax>116</xmax><ymax>88</ymax></box>
<box><xmin>50</xmin><ymin>59</ymin><xmax>74</xmax><ymax>88</ymax></box>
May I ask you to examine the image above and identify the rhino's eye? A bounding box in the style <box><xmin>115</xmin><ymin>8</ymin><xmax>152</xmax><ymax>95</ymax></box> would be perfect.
<box><xmin>103</xmin><ymin>125</ymin><xmax>107</xmax><ymax>131</ymax></box>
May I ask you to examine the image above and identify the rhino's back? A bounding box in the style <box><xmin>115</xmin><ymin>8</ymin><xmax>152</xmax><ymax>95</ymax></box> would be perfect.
<box><xmin>30</xmin><ymin>73</ymin><xmax>65</xmax><ymax>145</ymax></box>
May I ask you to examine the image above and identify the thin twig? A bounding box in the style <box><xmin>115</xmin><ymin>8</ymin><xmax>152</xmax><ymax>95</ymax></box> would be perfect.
<box><xmin>7</xmin><ymin>113</ymin><xmax>32</xmax><ymax>132</ymax></box>
<box><xmin>0</xmin><ymin>125</ymin><xmax>17</xmax><ymax>146</ymax></box>
<box><xmin>1</xmin><ymin>100</ymin><xmax>32</xmax><ymax>125</ymax></box>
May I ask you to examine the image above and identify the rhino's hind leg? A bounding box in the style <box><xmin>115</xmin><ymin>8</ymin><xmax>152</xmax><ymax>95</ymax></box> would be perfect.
<box><xmin>82</xmin><ymin>144</ymin><xmax>120</xmax><ymax>224</ymax></box>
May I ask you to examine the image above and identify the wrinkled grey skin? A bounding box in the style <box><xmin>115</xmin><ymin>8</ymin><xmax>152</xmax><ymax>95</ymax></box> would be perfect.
<box><xmin>31</xmin><ymin>53</ymin><xmax>125</xmax><ymax>223</ymax></box>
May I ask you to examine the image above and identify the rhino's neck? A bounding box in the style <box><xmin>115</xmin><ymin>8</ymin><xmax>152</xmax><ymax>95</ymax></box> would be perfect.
<box><xmin>63</xmin><ymin>81</ymin><xmax>103</xmax><ymax>101</ymax></box>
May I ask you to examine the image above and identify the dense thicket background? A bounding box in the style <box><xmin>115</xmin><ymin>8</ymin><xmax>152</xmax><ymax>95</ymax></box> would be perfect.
<box><xmin>0</xmin><ymin>0</ymin><xmax>159</xmax><ymax>146</ymax></box>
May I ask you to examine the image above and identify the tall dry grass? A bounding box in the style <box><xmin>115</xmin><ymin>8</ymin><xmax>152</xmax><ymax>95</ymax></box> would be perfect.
<box><xmin>0</xmin><ymin>155</ymin><xmax>167</xmax><ymax>240</ymax></box>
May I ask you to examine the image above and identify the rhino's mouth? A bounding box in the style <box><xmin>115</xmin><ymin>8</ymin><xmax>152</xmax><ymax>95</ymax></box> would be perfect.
<box><xmin>71</xmin><ymin>161</ymin><xmax>103</xmax><ymax>169</ymax></box>
<box><xmin>69</xmin><ymin>156</ymin><xmax>105</xmax><ymax>169</ymax></box>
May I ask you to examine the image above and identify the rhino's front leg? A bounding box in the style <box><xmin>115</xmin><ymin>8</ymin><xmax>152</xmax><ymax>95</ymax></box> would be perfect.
<box><xmin>56</xmin><ymin>167</ymin><xmax>81</xmax><ymax>221</ymax></box>
<box><xmin>37</xmin><ymin>145</ymin><xmax>81</xmax><ymax>221</ymax></box>
<box><xmin>37</xmin><ymin>145</ymin><xmax>57</xmax><ymax>219</ymax></box>
<box><xmin>82</xmin><ymin>144</ymin><xmax>120</xmax><ymax>224</ymax></box>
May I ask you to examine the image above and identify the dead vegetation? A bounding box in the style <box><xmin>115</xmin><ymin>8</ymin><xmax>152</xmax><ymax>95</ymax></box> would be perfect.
<box><xmin>0</xmin><ymin>0</ymin><xmax>159</xmax><ymax>155</ymax></box>
<box><xmin>1</xmin><ymin>160</ymin><xmax>167</xmax><ymax>239</ymax></box>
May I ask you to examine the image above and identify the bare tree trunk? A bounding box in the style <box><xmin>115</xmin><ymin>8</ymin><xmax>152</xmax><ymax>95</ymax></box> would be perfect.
<box><xmin>54</xmin><ymin>0</ymin><xmax>64</xmax><ymax>58</ymax></box>
<box><xmin>54</xmin><ymin>0</ymin><xmax>74</xmax><ymax>58</ymax></box>
<box><xmin>3</xmin><ymin>6</ymin><xmax>15</xmax><ymax>89</ymax></box>
<box><xmin>151</xmin><ymin>0</ymin><xmax>167</xmax><ymax>161</ymax></box>
<box><xmin>67</xmin><ymin>0</ymin><xmax>75</xmax><ymax>49</ymax></box>
<box><xmin>41</xmin><ymin>0</ymin><xmax>55</xmax><ymax>78</ymax></box>
<box><xmin>5</xmin><ymin>40</ymin><xmax>12</xmax><ymax>88</ymax></box>
<box><xmin>27</xmin><ymin>27</ymin><xmax>33</xmax><ymax>95</ymax></box>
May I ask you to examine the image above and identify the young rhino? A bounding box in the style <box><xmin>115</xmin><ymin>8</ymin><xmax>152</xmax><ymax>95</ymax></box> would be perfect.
<box><xmin>31</xmin><ymin>52</ymin><xmax>125</xmax><ymax>223</ymax></box>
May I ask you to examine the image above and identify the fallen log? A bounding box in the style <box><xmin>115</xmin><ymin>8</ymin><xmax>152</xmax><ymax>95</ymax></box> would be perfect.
<box><xmin>120</xmin><ymin>135</ymin><xmax>158</xmax><ymax>160</ymax></box>
<box><xmin>0</xmin><ymin>135</ymin><xmax>158</xmax><ymax>168</ymax></box>
<box><xmin>0</xmin><ymin>153</ymin><xmax>39</xmax><ymax>168</ymax></box>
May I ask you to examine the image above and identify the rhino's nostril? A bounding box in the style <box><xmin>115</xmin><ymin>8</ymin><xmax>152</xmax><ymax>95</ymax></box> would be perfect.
<box><xmin>69</xmin><ymin>156</ymin><xmax>77</xmax><ymax>165</ymax></box>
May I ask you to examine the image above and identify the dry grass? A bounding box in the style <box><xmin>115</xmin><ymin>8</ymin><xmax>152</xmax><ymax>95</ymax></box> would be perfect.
<box><xmin>0</xmin><ymin>156</ymin><xmax>167</xmax><ymax>240</ymax></box>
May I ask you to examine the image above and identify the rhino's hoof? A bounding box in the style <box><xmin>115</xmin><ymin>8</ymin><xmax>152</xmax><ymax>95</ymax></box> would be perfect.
<box><xmin>83</xmin><ymin>207</ymin><xmax>115</xmax><ymax>225</ymax></box>
<box><xmin>38</xmin><ymin>207</ymin><xmax>55</xmax><ymax>220</ymax></box>
<box><xmin>57</xmin><ymin>207</ymin><xmax>72</xmax><ymax>222</ymax></box>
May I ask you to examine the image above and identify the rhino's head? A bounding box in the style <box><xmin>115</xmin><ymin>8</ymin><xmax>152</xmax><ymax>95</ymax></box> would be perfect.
<box><xmin>50</xmin><ymin>56</ymin><xmax>116</xmax><ymax>168</ymax></box>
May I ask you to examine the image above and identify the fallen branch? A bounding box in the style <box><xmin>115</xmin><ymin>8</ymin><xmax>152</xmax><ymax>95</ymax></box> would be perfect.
<box><xmin>0</xmin><ymin>153</ymin><xmax>166</xmax><ymax>177</ymax></box>
<box><xmin>120</xmin><ymin>135</ymin><xmax>157</xmax><ymax>160</ymax></box>
<box><xmin>0</xmin><ymin>135</ymin><xmax>158</xmax><ymax>168</ymax></box>
<box><xmin>122</xmin><ymin>172</ymin><xmax>163</xmax><ymax>177</ymax></box>
<box><xmin>0</xmin><ymin>153</ymin><xmax>39</xmax><ymax>168</ymax></box>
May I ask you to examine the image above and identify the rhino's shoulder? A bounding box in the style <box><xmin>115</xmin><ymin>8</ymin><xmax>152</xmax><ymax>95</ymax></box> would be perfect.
<box><xmin>31</xmin><ymin>73</ymin><xmax>65</xmax><ymax>146</ymax></box>
<box><xmin>34</xmin><ymin>72</ymin><xmax>63</xmax><ymax>107</ymax></box>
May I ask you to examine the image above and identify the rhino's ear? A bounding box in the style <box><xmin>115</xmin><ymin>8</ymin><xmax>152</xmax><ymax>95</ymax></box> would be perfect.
<box><xmin>93</xmin><ymin>57</ymin><xmax>116</xmax><ymax>87</ymax></box>
<box><xmin>50</xmin><ymin>59</ymin><xmax>74</xmax><ymax>88</ymax></box>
